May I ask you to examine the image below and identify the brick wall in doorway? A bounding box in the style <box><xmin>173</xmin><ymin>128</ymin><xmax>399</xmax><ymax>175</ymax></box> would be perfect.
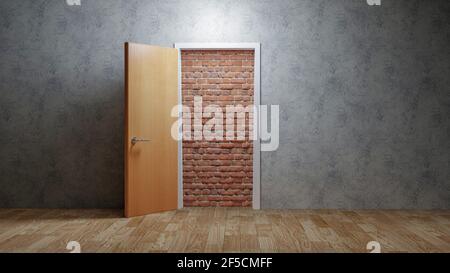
<box><xmin>181</xmin><ymin>50</ymin><xmax>254</xmax><ymax>207</ymax></box>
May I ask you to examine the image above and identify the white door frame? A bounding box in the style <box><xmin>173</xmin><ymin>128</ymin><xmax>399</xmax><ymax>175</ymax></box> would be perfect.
<box><xmin>174</xmin><ymin>43</ymin><xmax>261</xmax><ymax>210</ymax></box>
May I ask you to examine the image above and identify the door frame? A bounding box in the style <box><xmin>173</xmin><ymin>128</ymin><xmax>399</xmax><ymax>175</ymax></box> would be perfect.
<box><xmin>174</xmin><ymin>43</ymin><xmax>261</xmax><ymax>210</ymax></box>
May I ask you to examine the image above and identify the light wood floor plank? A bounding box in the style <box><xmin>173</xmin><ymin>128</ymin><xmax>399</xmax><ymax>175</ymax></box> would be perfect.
<box><xmin>0</xmin><ymin>208</ymin><xmax>449</xmax><ymax>253</ymax></box>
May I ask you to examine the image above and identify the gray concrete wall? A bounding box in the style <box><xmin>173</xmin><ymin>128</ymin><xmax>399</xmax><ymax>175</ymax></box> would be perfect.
<box><xmin>1</xmin><ymin>0</ymin><xmax>449</xmax><ymax>209</ymax></box>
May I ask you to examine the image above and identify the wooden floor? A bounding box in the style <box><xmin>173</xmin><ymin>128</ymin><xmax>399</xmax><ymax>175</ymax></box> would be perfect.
<box><xmin>0</xmin><ymin>208</ymin><xmax>449</xmax><ymax>253</ymax></box>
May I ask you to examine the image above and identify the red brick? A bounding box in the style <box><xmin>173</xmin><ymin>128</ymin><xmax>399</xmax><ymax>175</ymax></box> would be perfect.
<box><xmin>181</xmin><ymin>49</ymin><xmax>254</xmax><ymax>208</ymax></box>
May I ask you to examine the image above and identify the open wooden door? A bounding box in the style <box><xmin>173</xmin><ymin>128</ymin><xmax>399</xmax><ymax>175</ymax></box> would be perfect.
<box><xmin>125</xmin><ymin>43</ymin><xmax>179</xmax><ymax>217</ymax></box>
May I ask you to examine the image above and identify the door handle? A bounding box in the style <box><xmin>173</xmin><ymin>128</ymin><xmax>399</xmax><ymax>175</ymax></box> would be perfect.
<box><xmin>131</xmin><ymin>137</ymin><xmax>151</xmax><ymax>145</ymax></box>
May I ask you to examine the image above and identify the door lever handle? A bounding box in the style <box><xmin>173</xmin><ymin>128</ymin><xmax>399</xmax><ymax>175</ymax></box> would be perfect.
<box><xmin>131</xmin><ymin>137</ymin><xmax>151</xmax><ymax>145</ymax></box>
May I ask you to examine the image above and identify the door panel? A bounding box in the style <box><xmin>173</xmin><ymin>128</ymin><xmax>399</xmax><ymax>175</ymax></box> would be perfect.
<box><xmin>125</xmin><ymin>43</ymin><xmax>179</xmax><ymax>217</ymax></box>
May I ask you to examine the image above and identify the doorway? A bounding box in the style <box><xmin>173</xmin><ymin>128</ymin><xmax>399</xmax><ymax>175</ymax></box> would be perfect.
<box><xmin>124</xmin><ymin>43</ymin><xmax>260</xmax><ymax>218</ymax></box>
<box><xmin>175</xmin><ymin>43</ymin><xmax>261</xmax><ymax>210</ymax></box>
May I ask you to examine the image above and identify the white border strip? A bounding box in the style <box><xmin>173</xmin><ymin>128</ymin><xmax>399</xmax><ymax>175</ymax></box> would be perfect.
<box><xmin>176</xmin><ymin>48</ymin><xmax>183</xmax><ymax>209</ymax></box>
<box><xmin>174</xmin><ymin>43</ymin><xmax>261</xmax><ymax>210</ymax></box>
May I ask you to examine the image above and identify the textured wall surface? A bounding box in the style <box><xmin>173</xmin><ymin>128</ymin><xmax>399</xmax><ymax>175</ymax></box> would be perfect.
<box><xmin>182</xmin><ymin>50</ymin><xmax>254</xmax><ymax>207</ymax></box>
<box><xmin>0</xmin><ymin>0</ymin><xmax>449</xmax><ymax>209</ymax></box>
